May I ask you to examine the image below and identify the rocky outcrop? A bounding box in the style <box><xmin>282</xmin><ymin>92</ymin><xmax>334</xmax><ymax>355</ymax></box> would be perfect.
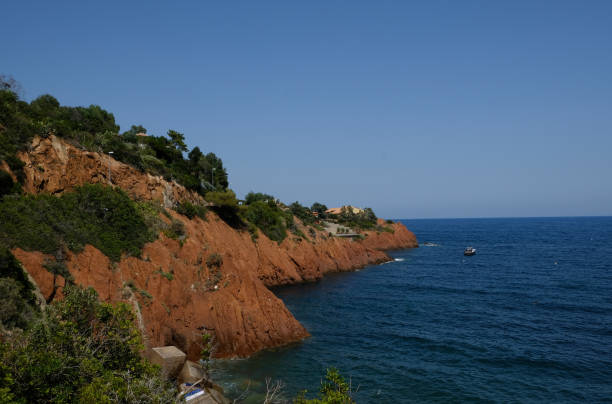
<box><xmin>9</xmin><ymin>136</ymin><xmax>418</xmax><ymax>359</ymax></box>
<box><xmin>18</xmin><ymin>136</ymin><xmax>205</xmax><ymax>208</ymax></box>
<box><xmin>254</xmin><ymin>221</ymin><xmax>415</xmax><ymax>287</ymax></box>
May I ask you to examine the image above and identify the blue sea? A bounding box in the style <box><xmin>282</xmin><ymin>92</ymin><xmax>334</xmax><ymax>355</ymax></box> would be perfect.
<box><xmin>214</xmin><ymin>217</ymin><xmax>612</xmax><ymax>403</ymax></box>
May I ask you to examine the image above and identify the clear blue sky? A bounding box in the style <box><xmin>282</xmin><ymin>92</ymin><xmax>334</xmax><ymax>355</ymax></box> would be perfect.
<box><xmin>2</xmin><ymin>1</ymin><xmax>611</xmax><ymax>218</ymax></box>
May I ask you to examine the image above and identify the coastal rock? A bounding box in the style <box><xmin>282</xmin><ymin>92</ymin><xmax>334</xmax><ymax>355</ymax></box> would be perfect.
<box><xmin>18</xmin><ymin>135</ymin><xmax>205</xmax><ymax>208</ymax></box>
<box><xmin>10</xmin><ymin>136</ymin><xmax>418</xmax><ymax>359</ymax></box>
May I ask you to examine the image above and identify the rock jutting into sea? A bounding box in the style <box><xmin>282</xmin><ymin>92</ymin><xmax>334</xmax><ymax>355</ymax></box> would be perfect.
<box><xmin>10</xmin><ymin>136</ymin><xmax>418</xmax><ymax>359</ymax></box>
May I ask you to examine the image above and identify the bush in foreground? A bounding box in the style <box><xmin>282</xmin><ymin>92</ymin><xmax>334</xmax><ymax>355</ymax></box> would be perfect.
<box><xmin>0</xmin><ymin>285</ymin><xmax>177</xmax><ymax>403</ymax></box>
<box><xmin>293</xmin><ymin>367</ymin><xmax>355</xmax><ymax>404</ymax></box>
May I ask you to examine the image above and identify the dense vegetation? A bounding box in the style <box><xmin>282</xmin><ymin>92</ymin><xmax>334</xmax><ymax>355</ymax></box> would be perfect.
<box><xmin>1</xmin><ymin>247</ymin><xmax>357</xmax><ymax>403</ymax></box>
<box><xmin>334</xmin><ymin>207</ymin><xmax>378</xmax><ymax>230</ymax></box>
<box><xmin>205</xmin><ymin>188</ymin><xmax>384</xmax><ymax>242</ymax></box>
<box><xmin>0</xmin><ymin>78</ymin><xmax>378</xmax><ymax>402</ymax></box>
<box><xmin>0</xmin><ymin>284</ymin><xmax>176</xmax><ymax>403</ymax></box>
<box><xmin>0</xmin><ymin>248</ymin><xmax>39</xmax><ymax>330</ymax></box>
<box><xmin>0</xmin><ymin>77</ymin><xmax>228</xmax><ymax>195</ymax></box>
<box><xmin>205</xmin><ymin>189</ymin><xmax>246</xmax><ymax>229</ymax></box>
<box><xmin>0</xmin><ymin>171</ymin><xmax>21</xmax><ymax>198</ymax></box>
<box><xmin>0</xmin><ymin>184</ymin><xmax>157</xmax><ymax>262</ymax></box>
<box><xmin>244</xmin><ymin>192</ymin><xmax>301</xmax><ymax>242</ymax></box>
<box><xmin>207</xmin><ymin>191</ymin><xmax>305</xmax><ymax>243</ymax></box>
<box><xmin>289</xmin><ymin>201</ymin><xmax>317</xmax><ymax>226</ymax></box>
<box><xmin>310</xmin><ymin>202</ymin><xmax>329</xmax><ymax>219</ymax></box>
<box><xmin>0</xmin><ymin>76</ymin><xmax>384</xmax><ymax>245</ymax></box>
<box><xmin>175</xmin><ymin>201</ymin><xmax>208</xmax><ymax>221</ymax></box>
<box><xmin>244</xmin><ymin>200</ymin><xmax>293</xmax><ymax>242</ymax></box>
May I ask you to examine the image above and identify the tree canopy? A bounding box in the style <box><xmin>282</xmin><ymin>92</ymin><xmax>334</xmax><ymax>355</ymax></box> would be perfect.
<box><xmin>0</xmin><ymin>83</ymin><xmax>228</xmax><ymax>196</ymax></box>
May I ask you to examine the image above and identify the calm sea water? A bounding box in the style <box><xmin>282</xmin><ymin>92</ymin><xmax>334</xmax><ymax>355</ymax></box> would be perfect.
<box><xmin>213</xmin><ymin>217</ymin><xmax>612</xmax><ymax>403</ymax></box>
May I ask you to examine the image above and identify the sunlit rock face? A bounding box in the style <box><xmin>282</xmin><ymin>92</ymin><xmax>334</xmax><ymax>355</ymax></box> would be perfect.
<box><xmin>12</xmin><ymin>136</ymin><xmax>417</xmax><ymax>358</ymax></box>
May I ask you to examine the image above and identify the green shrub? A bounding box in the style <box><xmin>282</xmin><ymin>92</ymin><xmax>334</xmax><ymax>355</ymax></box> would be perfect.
<box><xmin>42</xmin><ymin>259</ymin><xmax>73</xmax><ymax>281</ymax></box>
<box><xmin>294</xmin><ymin>367</ymin><xmax>355</xmax><ymax>403</ymax></box>
<box><xmin>0</xmin><ymin>277</ymin><xmax>37</xmax><ymax>330</ymax></box>
<box><xmin>200</xmin><ymin>333</ymin><xmax>214</xmax><ymax>376</ymax></box>
<box><xmin>206</xmin><ymin>189</ymin><xmax>239</xmax><ymax>208</ymax></box>
<box><xmin>336</xmin><ymin>207</ymin><xmax>378</xmax><ymax>230</ymax></box>
<box><xmin>0</xmin><ymin>248</ymin><xmax>37</xmax><ymax>307</ymax></box>
<box><xmin>244</xmin><ymin>191</ymin><xmax>275</xmax><ymax>205</ymax></box>
<box><xmin>243</xmin><ymin>200</ymin><xmax>288</xmax><ymax>243</ymax></box>
<box><xmin>163</xmin><ymin>218</ymin><xmax>186</xmax><ymax>241</ymax></box>
<box><xmin>289</xmin><ymin>201</ymin><xmax>316</xmax><ymax>226</ymax></box>
<box><xmin>206</xmin><ymin>252</ymin><xmax>223</xmax><ymax>269</ymax></box>
<box><xmin>206</xmin><ymin>190</ymin><xmax>244</xmax><ymax>228</ymax></box>
<box><xmin>310</xmin><ymin>202</ymin><xmax>328</xmax><ymax>219</ymax></box>
<box><xmin>288</xmin><ymin>222</ymin><xmax>307</xmax><ymax>239</ymax></box>
<box><xmin>76</xmin><ymin>370</ymin><xmax>176</xmax><ymax>403</ymax></box>
<box><xmin>138</xmin><ymin>288</ymin><xmax>153</xmax><ymax>301</ymax></box>
<box><xmin>0</xmin><ymin>285</ymin><xmax>177</xmax><ymax>403</ymax></box>
<box><xmin>247</xmin><ymin>221</ymin><xmax>259</xmax><ymax>241</ymax></box>
<box><xmin>0</xmin><ymin>184</ymin><xmax>154</xmax><ymax>261</ymax></box>
<box><xmin>176</xmin><ymin>201</ymin><xmax>208</xmax><ymax>220</ymax></box>
<box><xmin>0</xmin><ymin>170</ymin><xmax>20</xmax><ymax>198</ymax></box>
<box><xmin>375</xmin><ymin>225</ymin><xmax>395</xmax><ymax>234</ymax></box>
<box><xmin>156</xmin><ymin>268</ymin><xmax>174</xmax><ymax>281</ymax></box>
<box><xmin>134</xmin><ymin>201</ymin><xmax>170</xmax><ymax>235</ymax></box>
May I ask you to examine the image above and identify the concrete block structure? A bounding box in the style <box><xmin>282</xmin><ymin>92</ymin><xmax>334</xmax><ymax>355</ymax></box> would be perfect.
<box><xmin>150</xmin><ymin>346</ymin><xmax>187</xmax><ymax>379</ymax></box>
<box><xmin>179</xmin><ymin>360</ymin><xmax>206</xmax><ymax>384</ymax></box>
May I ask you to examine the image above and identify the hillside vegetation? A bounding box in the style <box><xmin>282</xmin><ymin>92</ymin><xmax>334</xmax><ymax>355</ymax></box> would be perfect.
<box><xmin>0</xmin><ymin>283</ymin><xmax>176</xmax><ymax>403</ymax></box>
<box><xmin>0</xmin><ymin>184</ymin><xmax>157</xmax><ymax>262</ymax></box>
<box><xmin>0</xmin><ymin>79</ymin><xmax>228</xmax><ymax>195</ymax></box>
<box><xmin>1</xmin><ymin>79</ymin><xmax>389</xmax><ymax>246</ymax></box>
<box><xmin>0</xmin><ymin>78</ymin><xmax>415</xmax><ymax>403</ymax></box>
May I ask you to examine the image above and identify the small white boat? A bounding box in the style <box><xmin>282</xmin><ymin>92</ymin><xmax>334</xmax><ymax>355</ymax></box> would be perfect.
<box><xmin>464</xmin><ymin>247</ymin><xmax>476</xmax><ymax>256</ymax></box>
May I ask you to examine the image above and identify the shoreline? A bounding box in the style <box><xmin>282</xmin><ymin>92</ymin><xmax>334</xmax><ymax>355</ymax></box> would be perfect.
<box><xmin>209</xmin><ymin>248</ymin><xmax>414</xmax><ymax>401</ymax></box>
<box><xmin>10</xmin><ymin>136</ymin><xmax>418</xmax><ymax>360</ymax></box>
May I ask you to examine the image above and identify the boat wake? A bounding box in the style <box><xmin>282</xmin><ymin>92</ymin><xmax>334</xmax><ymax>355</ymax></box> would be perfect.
<box><xmin>422</xmin><ymin>242</ymin><xmax>440</xmax><ymax>247</ymax></box>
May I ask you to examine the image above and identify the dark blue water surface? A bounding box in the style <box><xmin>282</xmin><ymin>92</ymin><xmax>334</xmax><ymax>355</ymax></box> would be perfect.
<box><xmin>214</xmin><ymin>217</ymin><xmax>612</xmax><ymax>403</ymax></box>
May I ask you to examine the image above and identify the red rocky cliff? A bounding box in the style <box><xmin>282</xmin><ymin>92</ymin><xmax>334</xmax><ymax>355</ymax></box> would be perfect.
<box><xmin>10</xmin><ymin>136</ymin><xmax>418</xmax><ymax>358</ymax></box>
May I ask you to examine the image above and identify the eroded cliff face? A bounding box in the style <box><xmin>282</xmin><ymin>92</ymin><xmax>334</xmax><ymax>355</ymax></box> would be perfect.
<box><xmin>10</xmin><ymin>136</ymin><xmax>418</xmax><ymax>359</ymax></box>
<box><xmin>18</xmin><ymin>136</ymin><xmax>205</xmax><ymax>208</ymax></box>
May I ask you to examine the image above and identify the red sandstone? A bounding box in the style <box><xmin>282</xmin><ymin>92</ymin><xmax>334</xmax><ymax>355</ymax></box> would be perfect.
<box><xmin>9</xmin><ymin>136</ymin><xmax>418</xmax><ymax>359</ymax></box>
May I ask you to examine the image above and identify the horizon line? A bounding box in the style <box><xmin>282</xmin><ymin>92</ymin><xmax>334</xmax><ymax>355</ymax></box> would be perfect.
<box><xmin>393</xmin><ymin>215</ymin><xmax>612</xmax><ymax>221</ymax></box>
